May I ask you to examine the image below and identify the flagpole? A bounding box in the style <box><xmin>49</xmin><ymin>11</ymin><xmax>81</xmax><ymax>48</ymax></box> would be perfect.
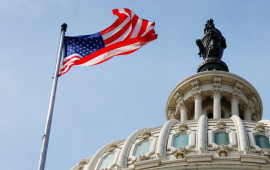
<box><xmin>38</xmin><ymin>23</ymin><xmax>67</xmax><ymax>170</ymax></box>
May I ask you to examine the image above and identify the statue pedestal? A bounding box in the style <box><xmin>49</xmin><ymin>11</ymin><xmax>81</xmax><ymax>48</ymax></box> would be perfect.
<box><xmin>197</xmin><ymin>58</ymin><xmax>229</xmax><ymax>73</ymax></box>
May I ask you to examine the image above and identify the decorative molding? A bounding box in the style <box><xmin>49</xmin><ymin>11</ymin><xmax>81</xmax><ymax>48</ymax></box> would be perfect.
<box><xmin>131</xmin><ymin>151</ymin><xmax>155</xmax><ymax>163</ymax></box>
<box><xmin>107</xmin><ymin>143</ymin><xmax>119</xmax><ymax>153</ymax></box>
<box><xmin>256</xmin><ymin>148</ymin><xmax>270</xmax><ymax>158</ymax></box>
<box><xmin>178</xmin><ymin>122</ymin><xmax>188</xmax><ymax>132</ymax></box>
<box><xmin>215</xmin><ymin>145</ymin><xmax>231</xmax><ymax>157</ymax></box>
<box><xmin>141</xmin><ymin>131</ymin><xmax>152</xmax><ymax>139</ymax></box>
<box><xmin>245</xmin><ymin>97</ymin><xmax>256</xmax><ymax>113</ymax></box>
<box><xmin>168</xmin><ymin>108</ymin><xmax>177</xmax><ymax>120</ymax></box>
<box><xmin>252</xmin><ymin>112</ymin><xmax>260</xmax><ymax>121</ymax></box>
<box><xmin>253</xmin><ymin>122</ymin><xmax>265</xmax><ymax>132</ymax></box>
<box><xmin>172</xmin><ymin>147</ymin><xmax>188</xmax><ymax>159</ymax></box>
<box><xmin>109</xmin><ymin>163</ymin><xmax>121</xmax><ymax>170</ymax></box>
<box><xmin>131</xmin><ymin>155</ymin><xmax>151</xmax><ymax>163</ymax></box>
<box><xmin>174</xmin><ymin>93</ymin><xmax>188</xmax><ymax>120</ymax></box>
<box><xmin>215</xmin><ymin>120</ymin><xmax>226</xmax><ymax>129</ymax></box>
<box><xmin>78</xmin><ymin>159</ymin><xmax>90</xmax><ymax>170</ymax></box>
<box><xmin>212</xmin><ymin>77</ymin><xmax>223</xmax><ymax>95</ymax></box>
<box><xmin>173</xmin><ymin>92</ymin><xmax>181</xmax><ymax>100</ymax></box>
<box><xmin>175</xmin><ymin>94</ymin><xmax>188</xmax><ymax>109</ymax></box>
<box><xmin>191</xmin><ymin>80</ymin><xmax>202</xmax><ymax>99</ymax></box>
<box><xmin>231</xmin><ymin>82</ymin><xmax>243</xmax><ymax>101</ymax></box>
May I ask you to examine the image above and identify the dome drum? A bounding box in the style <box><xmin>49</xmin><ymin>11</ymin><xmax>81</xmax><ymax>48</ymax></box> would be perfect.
<box><xmin>166</xmin><ymin>71</ymin><xmax>263</xmax><ymax>122</ymax></box>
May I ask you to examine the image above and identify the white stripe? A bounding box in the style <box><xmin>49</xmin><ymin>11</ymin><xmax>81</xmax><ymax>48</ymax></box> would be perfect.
<box><xmin>60</xmin><ymin>55</ymin><xmax>82</xmax><ymax>71</ymax></box>
<box><xmin>61</xmin><ymin>57</ymin><xmax>81</xmax><ymax>73</ymax></box>
<box><xmin>145</xmin><ymin>21</ymin><xmax>153</xmax><ymax>31</ymax></box>
<box><xmin>130</xmin><ymin>11</ymin><xmax>135</xmax><ymax>19</ymax></box>
<box><xmin>141</xmin><ymin>25</ymin><xmax>154</xmax><ymax>37</ymax></box>
<box><xmin>60</xmin><ymin>63</ymin><xmax>74</xmax><ymax>75</ymax></box>
<box><xmin>102</xmin><ymin>17</ymin><xmax>130</xmax><ymax>40</ymax></box>
<box><xmin>63</xmin><ymin>54</ymin><xmax>82</xmax><ymax>62</ymax></box>
<box><xmin>79</xmin><ymin>42</ymin><xmax>142</xmax><ymax>66</ymax></box>
<box><xmin>130</xmin><ymin>18</ymin><xmax>142</xmax><ymax>39</ymax></box>
<box><xmin>118</xmin><ymin>9</ymin><xmax>129</xmax><ymax>16</ymax></box>
<box><xmin>105</xmin><ymin>25</ymin><xmax>132</xmax><ymax>47</ymax></box>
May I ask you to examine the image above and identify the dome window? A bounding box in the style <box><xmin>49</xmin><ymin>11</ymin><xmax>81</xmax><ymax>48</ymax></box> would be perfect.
<box><xmin>134</xmin><ymin>140</ymin><xmax>151</xmax><ymax>157</ymax></box>
<box><xmin>255</xmin><ymin>135</ymin><xmax>270</xmax><ymax>149</ymax></box>
<box><xmin>215</xmin><ymin>132</ymin><xmax>229</xmax><ymax>145</ymax></box>
<box><xmin>174</xmin><ymin>134</ymin><xmax>189</xmax><ymax>148</ymax></box>
<box><xmin>98</xmin><ymin>152</ymin><xmax>115</xmax><ymax>170</ymax></box>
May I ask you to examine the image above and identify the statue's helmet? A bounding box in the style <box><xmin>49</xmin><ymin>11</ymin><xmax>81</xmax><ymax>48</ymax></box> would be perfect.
<box><xmin>204</xmin><ymin>19</ymin><xmax>215</xmax><ymax>33</ymax></box>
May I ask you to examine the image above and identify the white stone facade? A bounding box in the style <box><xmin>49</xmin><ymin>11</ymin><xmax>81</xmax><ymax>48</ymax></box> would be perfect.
<box><xmin>71</xmin><ymin>71</ymin><xmax>270</xmax><ymax>170</ymax></box>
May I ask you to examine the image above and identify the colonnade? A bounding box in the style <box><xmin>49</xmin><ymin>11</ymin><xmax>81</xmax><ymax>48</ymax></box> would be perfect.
<box><xmin>174</xmin><ymin>79</ymin><xmax>255</xmax><ymax>121</ymax></box>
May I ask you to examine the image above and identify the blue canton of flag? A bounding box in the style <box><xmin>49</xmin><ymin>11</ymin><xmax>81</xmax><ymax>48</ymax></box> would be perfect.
<box><xmin>64</xmin><ymin>33</ymin><xmax>105</xmax><ymax>58</ymax></box>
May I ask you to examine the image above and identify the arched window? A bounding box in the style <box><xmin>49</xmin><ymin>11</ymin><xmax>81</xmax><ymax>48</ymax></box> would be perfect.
<box><xmin>174</xmin><ymin>134</ymin><xmax>189</xmax><ymax>148</ymax></box>
<box><xmin>98</xmin><ymin>153</ymin><xmax>115</xmax><ymax>170</ymax></box>
<box><xmin>134</xmin><ymin>141</ymin><xmax>151</xmax><ymax>157</ymax></box>
<box><xmin>215</xmin><ymin>132</ymin><xmax>229</xmax><ymax>145</ymax></box>
<box><xmin>255</xmin><ymin>135</ymin><xmax>270</xmax><ymax>149</ymax></box>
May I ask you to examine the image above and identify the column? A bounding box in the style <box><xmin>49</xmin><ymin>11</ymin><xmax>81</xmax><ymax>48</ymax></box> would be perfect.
<box><xmin>231</xmin><ymin>93</ymin><xmax>239</xmax><ymax>116</ymax></box>
<box><xmin>180</xmin><ymin>105</ymin><xmax>188</xmax><ymax>121</ymax></box>
<box><xmin>194</xmin><ymin>95</ymin><xmax>202</xmax><ymax>119</ymax></box>
<box><xmin>244</xmin><ymin>99</ymin><xmax>255</xmax><ymax>121</ymax></box>
<box><xmin>175</xmin><ymin>93</ymin><xmax>188</xmax><ymax>121</ymax></box>
<box><xmin>244</xmin><ymin>108</ymin><xmax>252</xmax><ymax>121</ymax></box>
<box><xmin>191</xmin><ymin>80</ymin><xmax>202</xmax><ymax>119</ymax></box>
<box><xmin>212</xmin><ymin>77</ymin><xmax>222</xmax><ymax>119</ymax></box>
<box><xmin>231</xmin><ymin>83</ymin><xmax>243</xmax><ymax>117</ymax></box>
<box><xmin>213</xmin><ymin>93</ymin><xmax>221</xmax><ymax>118</ymax></box>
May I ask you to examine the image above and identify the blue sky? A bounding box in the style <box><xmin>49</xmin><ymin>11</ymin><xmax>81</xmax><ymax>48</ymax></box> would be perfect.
<box><xmin>1</xmin><ymin>0</ymin><xmax>270</xmax><ymax>169</ymax></box>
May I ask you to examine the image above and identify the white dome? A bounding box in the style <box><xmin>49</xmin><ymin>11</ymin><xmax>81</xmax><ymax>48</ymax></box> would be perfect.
<box><xmin>72</xmin><ymin>117</ymin><xmax>270</xmax><ymax>170</ymax></box>
<box><xmin>72</xmin><ymin>71</ymin><xmax>270</xmax><ymax>170</ymax></box>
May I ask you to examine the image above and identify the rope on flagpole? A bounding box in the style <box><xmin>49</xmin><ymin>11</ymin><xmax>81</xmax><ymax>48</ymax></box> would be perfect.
<box><xmin>38</xmin><ymin>23</ymin><xmax>67</xmax><ymax>170</ymax></box>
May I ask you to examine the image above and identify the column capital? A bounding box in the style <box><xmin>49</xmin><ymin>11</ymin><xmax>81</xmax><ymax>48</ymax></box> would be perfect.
<box><xmin>231</xmin><ymin>82</ymin><xmax>243</xmax><ymax>101</ymax></box>
<box><xmin>174</xmin><ymin>93</ymin><xmax>188</xmax><ymax>109</ymax></box>
<box><xmin>212</xmin><ymin>77</ymin><xmax>223</xmax><ymax>96</ymax></box>
<box><xmin>191</xmin><ymin>80</ymin><xmax>202</xmax><ymax>100</ymax></box>
<box><xmin>244</xmin><ymin>98</ymin><xmax>256</xmax><ymax>113</ymax></box>
<box><xmin>168</xmin><ymin>108</ymin><xmax>177</xmax><ymax>120</ymax></box>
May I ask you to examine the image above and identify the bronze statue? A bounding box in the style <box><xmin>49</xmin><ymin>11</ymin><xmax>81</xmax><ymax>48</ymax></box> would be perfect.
<box><xmin>196</xmin><ymin>19</ymin><xmax>227</xmax><ymax>60</ymax></box>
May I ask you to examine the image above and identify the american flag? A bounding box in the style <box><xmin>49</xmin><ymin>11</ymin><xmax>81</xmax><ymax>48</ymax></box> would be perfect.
<box><xmin>59</xmin><ymin>8</ymin><xmax>157</xmax><ymax>76</ymax></box>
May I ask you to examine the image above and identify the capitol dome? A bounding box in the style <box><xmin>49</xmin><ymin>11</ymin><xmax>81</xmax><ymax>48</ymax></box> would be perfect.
<box><xmin>71</xmin><ymin>20</ymin><xmax>270</xmax><ymax>170</ymax></box>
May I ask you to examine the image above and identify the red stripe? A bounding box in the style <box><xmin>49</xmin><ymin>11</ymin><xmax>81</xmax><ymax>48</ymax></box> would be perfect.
<box><xmin>143</xmin><ymin>29</ymin><xmax>155</xmax><ymax>38</ymax></box>
<box><xmin>59</xmin><ymin>61</ymin><xmax>76</xmax><ymax>76</ymax></box>
<box><xmin>126</xmin><ymin>14</ymin><xmax>139</xmax><ymax>39</ymax></box>
<box><xmin>75</xmin><ymin>33</ymin><xmax>157</xmax><ymax>66</ymax></box>
<box><xmin>62</xmin><ymin>55</ymin><xmax>81</xmax><ymax>66</ymax></box>
<box><xmin>101</xmin><ymin>9</ymin><xmax>128</xmax><ymax>35</ymax></box>
<box><xmin>123</xmin><ymin>8</ymin><xmax>132</xmax><ymax>17</ymax></box>
<box><xmin>103</xmin><ymin>19</ymin><xmax>132</xmax><ymax>45</ymax></box>
<box><xmin>91</xmin><ymin>48</ymin><xmax>139</xmax><ymax>66</ymax></box>
<box><xmin>137</xmin><ymin>19</ymin><xmax>149</xmax><ymax>38</ymax></box>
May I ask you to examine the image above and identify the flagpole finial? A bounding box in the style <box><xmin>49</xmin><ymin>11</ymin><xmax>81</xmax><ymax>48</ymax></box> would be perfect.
<box><xmin>61</xmin><ymin>23</ymin><xmax>67</xmax><ymax>31</ymax></box>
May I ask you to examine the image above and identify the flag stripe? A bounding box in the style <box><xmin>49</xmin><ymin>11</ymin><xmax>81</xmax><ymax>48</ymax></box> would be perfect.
<box><xmin>137</xmin><ymin>19</ymin><xmax>149</xmax><ymax>38</ymax></box>
<box><xmin>100</xmin><ymin>9</ymin><xmax>128</xmax><ymax>35</ymax></box>
<box><xmin>103</xmin><ymin>19</ymin><xmax>132</xmax><ymax>45</ymax></box>
<box><xmin>76</xmin><ymin>34</ymin><xmax>157</xmax><ymax>66</ymax></box>
<box><xmin>105</xmin><ymin>25</ymin><xmax>132</xmax><ymax>46</ymax></box>
<box><xmin>101</xmin><ymin>16</ymin><xmax>129</xmax><ymax>40</ymax></box>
